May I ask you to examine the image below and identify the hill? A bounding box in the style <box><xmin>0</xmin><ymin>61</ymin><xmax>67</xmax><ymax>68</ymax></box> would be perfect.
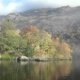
<box><xmin>2</xmin><ymin>6</ymin><xmax>79</xmax><ymax>45</ymax></box>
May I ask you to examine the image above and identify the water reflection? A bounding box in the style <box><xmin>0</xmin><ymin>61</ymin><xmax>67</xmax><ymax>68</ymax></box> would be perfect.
<box><xmin>0</xmin><ymin>61</ymin><xmax>72</xmax><ymax>80</ymax></box>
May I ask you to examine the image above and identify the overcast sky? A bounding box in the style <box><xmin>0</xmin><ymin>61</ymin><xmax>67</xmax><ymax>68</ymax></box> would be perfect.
<box><xmin>0</xmin><ymin>0</ymin><xmax>80</xmax><ymax>15</ymax></box>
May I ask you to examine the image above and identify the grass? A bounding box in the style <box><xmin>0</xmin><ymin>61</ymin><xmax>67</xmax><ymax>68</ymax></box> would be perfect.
<box><xmin>0</xmin><ymin>53</ymin><xmax>14</xmax><ymax>60</ymax></box>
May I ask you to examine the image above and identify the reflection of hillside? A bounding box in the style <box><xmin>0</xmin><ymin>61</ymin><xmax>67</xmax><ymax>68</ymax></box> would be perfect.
<box><xmin>0</xmin><ymin>61</ymin><xmax>72</xmax><ymax>80</ymax></box>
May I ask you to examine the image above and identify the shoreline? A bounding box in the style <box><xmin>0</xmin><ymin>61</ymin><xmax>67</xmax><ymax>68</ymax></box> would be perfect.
<box><xmin>0</xmin><ymin>57</ymin><xmax>72</xmax><ymax>62</ymax></box>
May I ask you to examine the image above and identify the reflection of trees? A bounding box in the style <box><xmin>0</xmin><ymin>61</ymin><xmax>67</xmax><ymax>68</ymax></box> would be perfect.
<box><xmin>32</xmin><ymin>61</ymin><xmax>72</xmax><ymax>80</ymax></box>
<box><xmin>0</xmin><ymin>61</ymin><xmax>72</xmax><ymax>80</ymax></box>
<box><xmin>51</xmin><ymin>61</ymin><xmax>72</xmax><ymax>80</ymax></box>
<box><xmin>0</xmin><ymin>61</ymin><xmax>34</xmax><ymax>80</ymax></box>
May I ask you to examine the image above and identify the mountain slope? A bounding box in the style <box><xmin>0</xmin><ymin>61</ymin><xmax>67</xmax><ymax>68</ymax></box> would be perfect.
<box><xmin>1</xmin><ymin>6</ymin><xmax>80</xmax><ymax>45</ymax></box>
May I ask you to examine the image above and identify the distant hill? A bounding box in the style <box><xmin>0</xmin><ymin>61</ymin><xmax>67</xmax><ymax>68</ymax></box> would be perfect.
<box><xmin>1</xmin><ymin>6</ymin><xmax>80</xmax><ymax>45</ymax></box>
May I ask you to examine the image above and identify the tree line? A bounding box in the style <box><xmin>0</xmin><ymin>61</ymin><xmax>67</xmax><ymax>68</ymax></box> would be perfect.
<box><xmin>0</xmin><ymin>19</ymin><xmax>72</xmax><ymax>59</ymax></box>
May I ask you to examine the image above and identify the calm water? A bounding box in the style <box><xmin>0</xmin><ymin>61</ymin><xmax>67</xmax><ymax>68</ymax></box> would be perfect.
<box><xmin>0</xmin><ymin>60</ymin><xmax>79</xmax><ymax>80</ymax></box>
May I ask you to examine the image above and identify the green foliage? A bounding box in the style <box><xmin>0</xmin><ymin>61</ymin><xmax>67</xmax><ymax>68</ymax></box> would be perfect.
<box><xmin>1</xmin><ymin>53</ymin><xmax>13</xmax><ymax>60</ymax></box>
<box><xmin>22</xmin><ymin>42</ymin><xmax>35</xmax><ymax>57</ymax></box>
<box><xmin>0</xmin><ymin>19</ymin><xmax>21</xmax><ymax>54</ymax></box>
<box><xmin>1</xmin><ymin>19</ymin><xmax>16</xmax><ymax>32</ymax></box>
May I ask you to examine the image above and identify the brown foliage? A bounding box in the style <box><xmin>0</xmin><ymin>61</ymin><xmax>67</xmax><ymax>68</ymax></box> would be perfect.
<box><xmin>53</xmin><ymin>37</ymin><xmax>72</xmax><ymax>54</ymax></box>
<box><xmin>21</xmin><ymin>26</ymin><xmax>39</xmax><ymax>34</ymax></box>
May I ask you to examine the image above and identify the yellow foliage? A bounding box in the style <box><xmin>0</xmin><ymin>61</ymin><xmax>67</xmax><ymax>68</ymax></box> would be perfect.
<box><xmin>5</xmin><ymin>30</ymin><xmax>20</xmax><ymax>37</ymax></box>
<box><xmin>61</xmin><ymin>42</ymin><xmax>72</xmax><ymax>54</ymax></box>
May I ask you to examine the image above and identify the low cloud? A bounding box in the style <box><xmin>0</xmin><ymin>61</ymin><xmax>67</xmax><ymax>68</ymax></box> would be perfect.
<box><xmin>0</xmin><ymin>0</ymin><xmax>23</xmax><ymax>15</ymax></box>
<box><xmin>0</xmin><ymin>0</ymin><xmax>80</xmax><ymax>15</ymax></box>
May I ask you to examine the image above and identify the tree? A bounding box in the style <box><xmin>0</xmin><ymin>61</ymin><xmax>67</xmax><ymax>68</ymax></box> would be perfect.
<box><xmin>0</xmin><ymin>19</ymin><xmax>21</xmax><ymax>54</ymax></box>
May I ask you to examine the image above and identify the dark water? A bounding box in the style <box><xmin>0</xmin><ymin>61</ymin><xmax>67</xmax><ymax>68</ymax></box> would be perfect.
<box><xmin>0</xmin><ymin>61</ymin><xmax>79</xmax><ymax>80</ymax></box>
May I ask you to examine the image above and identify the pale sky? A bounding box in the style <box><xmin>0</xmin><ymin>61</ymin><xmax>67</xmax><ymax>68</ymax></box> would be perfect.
<box><xmin>0</xmin><ymin>0</ymin><xmax>80</xmax><ymax>15</ymax></box>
